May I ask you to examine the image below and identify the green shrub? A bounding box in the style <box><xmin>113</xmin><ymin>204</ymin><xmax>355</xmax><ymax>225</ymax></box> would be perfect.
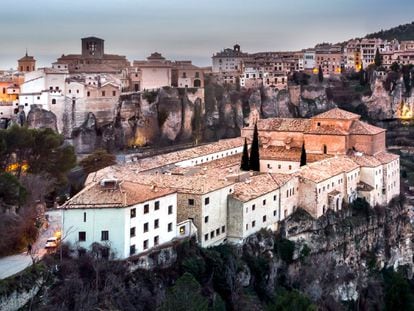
<box><xmin>275</xmin><ymin>238</ymin><xmax>295</xmax><ymax>264</ymax></box>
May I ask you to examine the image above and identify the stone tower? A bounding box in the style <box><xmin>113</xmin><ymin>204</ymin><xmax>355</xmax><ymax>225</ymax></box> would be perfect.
<box><xmin>18</xmin><ymin>51</ymin><xmax>36</xmax><ymax>72</ymax></box>
<box><xmin>81</xmin><ymin>37</ymin><xmax>105</xmax><ymax>59</ymax></box>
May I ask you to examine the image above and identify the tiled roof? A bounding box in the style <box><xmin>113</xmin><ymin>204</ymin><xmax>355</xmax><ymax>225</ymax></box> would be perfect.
<box><xmin>349</xmin><ymin>120</ymin><xmax>385</xmax><ymax>135</ymax></box>
<box><xmin>261</xmin><ymin>146</ymin><xmax>332</xmax><ymax>162</ymax></box>
<box><xmin>348</xmin><ymin>153</ymin><xmax>382</xmax><ymax>167</ymax></box>
<box><xmin>374</xmin><ymin>152</ymin><xmax>399</xmax><ymax>164</ymax></box>
<box><xmin>63</xmin><ymin>181</ymin><xmax>175</xmax><ymax>209</ymax></box>
<box><xmin>305</xmin><ymin>125</ymin><xmax>349</xmax><ymax>135</ymax></box>
<box><xmin>299</xmin><ymin>156</ymin><xmax>359</xmax><ymax>183</ymax></box>
<box><xmin>232</xmin><ymin>173</ymin><xmax>293</xmax><ymax>202</ymax></box>
<box><xmin>357</xmin><ymin>181</ymin><xmax>374</xmax><ymax>192</ymax></box>
<box><xmin>313</xmin><ymin>108</ymin><xmax>360</xmax><ymax>120</ymax></box>
<box><xmin>249</xmin><ymin>118</ymin><xmax>311</xmax><ymax>132</ymax></box>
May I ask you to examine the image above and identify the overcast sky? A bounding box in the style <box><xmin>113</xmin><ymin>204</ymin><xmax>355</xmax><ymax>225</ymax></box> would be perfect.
<box><xmin>1</xmin><ymin>0</ymin><xmax>413</xmax><ymax>69</ymax></box>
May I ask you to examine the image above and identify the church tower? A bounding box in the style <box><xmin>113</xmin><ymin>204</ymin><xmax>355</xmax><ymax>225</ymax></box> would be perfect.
<box><xmin>18</xmin><ymin>51</ymin><xmax>36</xmax><ymax>72</ymax></box>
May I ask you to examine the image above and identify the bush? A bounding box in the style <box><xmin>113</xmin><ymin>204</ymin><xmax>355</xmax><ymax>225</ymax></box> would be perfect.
<box><xmin>275</xmin><ymin>238</ymin><xmax>295</xmax><ymax>264</ymax></box>
<box><xmin>266</xmin><ymin>289</ymin><xmax>317</xmax><ymax>311</ymax></box>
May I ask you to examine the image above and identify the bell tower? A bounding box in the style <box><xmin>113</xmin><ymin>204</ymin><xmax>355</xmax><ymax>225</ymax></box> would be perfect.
<box><xmin>18</xmin><ymin>50</ymin><xmax>36</xmax><ymax>72</ymax></box>
<box><xmin>81</xmin><ymin>37</ymin><xmax>105</xmax><ymax>59</ymax></box>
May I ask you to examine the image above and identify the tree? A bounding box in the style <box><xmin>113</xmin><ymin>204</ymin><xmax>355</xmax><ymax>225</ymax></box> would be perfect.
<box><xmin>267</xmin><ymin>289</ymin><xmax>317</xmax><ymax>311</ymax></box>
<box><xmin>300</xmin><ymin>143</ymin><xmax>307</xmax><ymax>167</ymax></box>
<box><xmin>318</xmin><ymin>65</ymin><xmax>323</xmax><ymax>83</ymax></box>
<box><xmin>383</xmin><ymin>269</ymin><xmax>414</xmax><ymax>311</ymax></box>
<box><xmin>79</xmin><ymin>149</ymin><xmax>116</xmax><ymax>175</ymax></box>
<box><xmin>359</xmin><ymin>63</ymin><xmax>366</xmax><ymax>86</ymax></box>
<box><xmin>240</xmin><ymin>138</ymin><xmax>249</xmax><ymax>171</ymax></box>
<box><xmin>159</xmin><ymin>272</ymin><xmax>209</xmax><ymax>311</ymax></box>
<box><xmin>249</xmin><ymin>123</ymin><xmax>260</xmax><ymax>171</ymax></box>
<box><xmin>390</xmin><ymin>62</ymin><xmax>400</xmax><ymax>72</ymax></box>
<box><xmin>374</xmin><ymin>47</ymin><xmax>382</xmax><ymax>67</ymax></box>
<box><xmin>0</xmin><ymin>172</ymin><xmax>27</xmax><ymax>208</ymax></box>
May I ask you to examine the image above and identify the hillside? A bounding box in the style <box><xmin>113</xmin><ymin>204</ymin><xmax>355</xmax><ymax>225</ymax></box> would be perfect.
<box><xmin>365</xmin><ymin>21</ymin><xmax>414</xmax><ymax>41</ymax></box>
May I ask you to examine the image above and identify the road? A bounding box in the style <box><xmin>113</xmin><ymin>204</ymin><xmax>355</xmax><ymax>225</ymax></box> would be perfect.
<box><xmin>0</xmin><ymin>209</ymin><xmax>62</xmax><ymax>279</ymax></box>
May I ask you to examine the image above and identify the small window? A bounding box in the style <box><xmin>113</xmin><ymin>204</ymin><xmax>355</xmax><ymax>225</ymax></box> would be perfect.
<box><xmin>216</xmin><ymin>228</ymin><xmax>220</xmax><ymax>236</ymax></box>
<box><xmin>130</xmin><ymin>227</ymin><xmax>136</xmax><ymax>237</ymax></box>
<box><xmin>154</xmin><ymin>201</ymin><xmax>160</xmax><ymax>210</ymax></box>
<box><xmin>168</xmin><ymin>223</ymin><xmax>173</xmax><ymax>232</ymax></box>
<box><xmin>252</xmin><ymin>204</ymin><xmax>256</xmax><ymax>211</ymax></box>
<box><xmin>252</xmin><ymin>221</ymin><xmax>256</xmax><ymax>228</ymax></box>
<box><xmin>154</xmin><ymin>219</ymin><xmax>159</xmax><ymax>229</ymax></box>
<box><xmin>222</xmin><ymin>226</ymin><xmax>225</xmax><ymax>233</ymax></box>
<box><xmin>168</xmin><ymin>205</ymin><xmax>173</xmax><ymax>215</ymax></box>
<box><xmin>204</xmin><ymin>216</ymin><xmax>209</xmax><ymax>223</ymax></box>
<box><xmin>76</xmin><ymin>89</ymin><xmax>79</xmax><ymax>94</ymax></box>
<box><xmin>179</xmin><ymin>226</ymin><xmax>186</xmax><ymax>235</ymax></box>
<box><xmin>144</xmin><ymin>222</ymin><xmax>149</xmax><ymax>233</ymax></box>
<box><xmin>205</xmin><ymin>197</ymin><xmax>210</xmax><ymax>205</ymax></box>
<box><xmin>101</xmin><ymin>230</ymin><xmax>109</xmax><ymax>241</ymax></box>
<box><xmin>131</xmin><ymin>208</ymin><xmax>136</xmax><ymax>218</ymax></box>
<box><xmin>273</xmin><ymin>195</ymin><xmax>277</xmax><ymax>201</ymax></box>
<box><xmin>210</xmin><ymin>231</ymin><xmax>215</xmax><ymax>238</ymax></box>
<box><xmin>83</xmin><ymin>212</ymin><xmax>86</xmax><ymax>222</ymax></box>
<box><xmin>102</xmin><ymin>91</ymin><xmax>105</xmax><ymax>96</ymax></box>
<box><xmin>112</xmin><ymin>91</ymin><xmax>116</xmax><ymax>96</ymax></box>
<box><xmin>273</xmin><ymin>210</ymin><xmax>277</xmax><ymax>216</ymax></box>
<box><xmin>144</xmin><ymin>204</ymin><xmax>149</xmax><ymax>214</ymax></box>
<box><xmin>130</xmin><ymin>245</ymin><xmax>136</xmax><ymax>255</ymax></box>
<box><xmin>87</xmin><ymin>91</ymin><xmax>90</xmax><ymax>97</ymax></box>
<box><xmin>51</xmin><ymin>99</ymin><xmax>56</xmax><ymax>105</ymax></box>
<box><xmin>69</xmin><ymin>89</ymin><xmax>72</xmax><ymax>94</ymax></box>
<box><xmin>263</xmin><ymin>199</ymin><xmax>266</xmax><ymax>206</ymax></box>
<box><xmin>79</xmin><ymin>231</ymin><xmax>86</xmax><ymax>241</ymax></box>
<box><xmin>246</xmin><ymin>224</ymin><xmax>249</xmax><ymax>230</ymax></box>
<box><xmin>205</xmin><ymin>234</ymin><xmax>209</xmax><ymax>241</ymax></box>
<box><xmin>188</xmin><ymin>199</ymin><xmax>194</xmax><ymax>206</ymax></box>
<box><xmin>263</xmin><ymin>215</ymin><xmax>267</xmax><ymax>222</ymax></box>
<box><xmin>143</xmin><ymin>240</ymin><xmax>148</xmax><ymax>250</ymax></box>
<box><xmin>154</xmin><ymin>236</ymin><xmax>159</xmax><ymax>246</ymax></box>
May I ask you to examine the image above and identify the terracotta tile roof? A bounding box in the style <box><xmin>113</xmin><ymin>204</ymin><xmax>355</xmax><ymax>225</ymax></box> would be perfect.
<box><xmin>232</xmin><ymin>173</ymin><xmax>293</xmax><ymax>202</ymax></box>
<box><xmin>374</xmin><ymin>152</ymin><xmax>399</xmax><ymax>164</ymax></box>
<box><xmin>261</xmin><ymin>146</ymin><xmax>332</xmax><ymax>162</ymax></box>
<box><xmin>313</xmin><ymin>108</ymin><xmax>360</xmax><ymax>120</ymax></box>
<box><xmin>305</xmin><ymin>125</ymin><xmax>349</xmax><ymax>135</ymax></box>
<box><xmin>299</xmin><ymin>156</ymin><xmax>359</xmax><ymax>183</ymax></box>
<box><xmin>348</xmin><ymin>153</ymin><xmax>382</xmax><ymax>167</ymax></box>
<box><xmin>249</xmin><ymin>118</ymin><xmax>311</xmax><ymax>132</ymax></box>
<box><xmin>349</xmin><ymin>120</ymin><xmax>385</xmax><ymax>135</ymax></box>
<box><xmin>63</xmin><ymin>181</ymin><xmax>175</xmax><ymax>209</ymax></box>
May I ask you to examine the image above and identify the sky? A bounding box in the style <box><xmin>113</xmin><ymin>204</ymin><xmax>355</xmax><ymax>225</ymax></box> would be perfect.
<box><xmin>1</xmin><ymin>0</ymin><xmax>413</xmax><ymax>69</ymax></box>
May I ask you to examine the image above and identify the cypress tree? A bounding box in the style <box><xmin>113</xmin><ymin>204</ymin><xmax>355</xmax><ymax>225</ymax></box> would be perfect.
<box><xmin>240</xmin><ymin>138</ymin><xmax>249</xmax><ymax>171</ymax></box>
<box><xmin>318</xmin><ymin>65</ymin><xmax>324</xmax><ymax>83</ymax></box>
<box><xmin>249</xmin><ymin>123</ymin><xmax>260</xmax><ymax>171</ymax></box>
<box><xmin>300</xmin><ymin>143</ymin><xmax>307</xmax><ymax>167</ymax></box>
<box><xmin>374</xmin><ymin>47</ymin><xmax>382</xmax><ymax>67</ymax></box>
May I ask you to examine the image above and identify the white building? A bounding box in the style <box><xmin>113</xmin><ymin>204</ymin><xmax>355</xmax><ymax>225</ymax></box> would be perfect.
<box><xmin>62</xmin><ymin>179</ymin><xmax>178</xmax><ymax>259</ymax></box>
<box><xmin>212</xmin><ymin>44</ymin><xmax>247</xmax><ymax>73</ymax></box>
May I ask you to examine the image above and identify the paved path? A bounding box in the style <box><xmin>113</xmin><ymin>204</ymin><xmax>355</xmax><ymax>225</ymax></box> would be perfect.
<box><xmin>0</xmin><ymin>210</ymin><xmax>62</xmax><ymax>279</ymax></box>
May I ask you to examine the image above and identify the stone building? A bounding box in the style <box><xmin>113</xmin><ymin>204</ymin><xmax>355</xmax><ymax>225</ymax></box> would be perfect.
<box><xmin>171</xmin><ymin>61</ymin><xmax>204</xmax><ymax>88</ymax></box>
<box><xmin>56</xmin><ymin>37</ymin><xmax>129</xmax><ymax>73</ymax></box>
<box><xmin>132</xmin><ymin>52</ymin><xmax>172</xmax><ymax>90</ymax></box>
<box><xmin>18</xmin><ymin>52</ymin><xmax>36</xmax><ymax>73</ymax></box>
<box><xmin>212</xmin><ymin>44</ymin><xmax>247</xmax><ymax>73</ymax></box>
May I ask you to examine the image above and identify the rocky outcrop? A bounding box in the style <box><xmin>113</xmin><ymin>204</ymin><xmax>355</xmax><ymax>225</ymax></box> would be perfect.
<box><xmin>26</xmin><ymin>106</ymin><xmax>57</xmax><ymax>131</ymax></box>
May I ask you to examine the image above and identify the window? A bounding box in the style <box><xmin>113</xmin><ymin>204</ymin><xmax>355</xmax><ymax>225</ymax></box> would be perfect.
<box><xmin>263</xmin><ymin>215</ymin><xmax>267</xmax><ymax>222</ymax></box>
<box><xmin>83</xmin><ymin>212</ymin><xmax>86</xmax><ymax>222</ymax></box>
<box><xmin>130</xmin><ymin>245</ymin><xmax>136</xmax><ymax>255</ymax></box>
<box><xmin>154</xmin><ymin>201</ymin><xmax>160</xmax><ymax>210</ymax></box>
<box><xmin>102</xmin><ymin>91</ymin><xmax>105</xmax><ymax>96</ymax></box>
<box><xmin>246</xmin><ymin>224</ymin><xmax>249</xmax><ymax>230</ymax></box>
<box><xmin>79</xmin><ymin>231</ymin><xmax>86</xmax><ymax>241</ymax></box>
<box><xmin>154</xmin><ymin>219</ymin><xmax>159</xmax><ymax>229</ymax></box>
<box><xmin>273</xmin><ymin>210</ymin><xmax>277</xmax><ymax>216</ymax></box>
<box><xmin>204</xmin><ymin>216</ymin><xmax>209</xmax><ymax>223</ymax></box>
<box><xmin>263</xmin><ymin>199</ymin><xmax>266</xmax><ymax>206</ymax></box>
<box><xmin>205</xmin><ymin>197</ymin><xmax>210</xmax><ymax>205</ymax></box>
<box><xmin>130</xmin><ymin>227</ymin><xmax>136</xmax><ymax>237</ymax></box>
<box><xmin>273</xmin><ymin>195</ymin><xmax>277</xmax><ymax>201</ymax></box>
<box><xmin>168</xmin><ymin>205</ymin><xmax>173</xmax><ymax>215</ymax></box>
<box><xmin>51</xmin><ymin>99</ymin><xmax>56</xmax><ymax>105</ymax></box>
<box><xmin>101</xmin><ymin>230</ymin><xmax>109</xmax><ymax>241</ymax></box>
<box><xmin>76</xmin><ymin>89</ymin><xmax>79</xmax><ymax>94</ymax></box>
<box><xmin>252</xmin><ymin>221</ymin><xmax>256</xmax><ymax>228</ymax></box>
<box><xmin>205</xmin><ymin>234</ymin><xmax>209</xmax><ymax>241</ymax></box>
<box><xmin>179</xmin><ymin>226</ymin><xmax>186</xmax><ymax>235</ymax></box>
<box><xmin>112</xmin><ymin>91</ymin><xmax>116</xmax><ymax>96</ymax></box>
<box><xmin>131</xmin><ymin>208</ymin><xmax>136</xmax><ymax>218</ymax></box>
<box><xmin>143</xmin><ymin>240</ymin><xmax>148</xmax><ymax>250</ymax></box>
<box><xmin>69</xmin><ymin>89</ymin><xmax>72</xmax><ymax>94</ymax></box>
<box><xmin>222</xmin><ymin>226</ymin><xmax>225</xmax><ymax>233</ymax></box>
<box><xmin>210</xmin><ymin>231</ymin><xmax>215</xmax><ymax>238</ymax></box>
<box><xmin>144</xmin><ymin>222</ymin><xmax>149</xmax><ymax>233</ymax></box>
<box><xmin>289</xmin><ymin>165</ymin><xmax>292</xmax><ymax>170</ymax></box>
<box><xmin>154</xmin><ymin>236</ymin><xmax>159</xmax><ymax>246</ymax></box>
<box><xmin>87</xmin><ymin>91</ymin><xmax>90</xmax><ymax>97</ymax></box>
<box><xmin>278</xmin><ymin>164</ymin><xmax>281</xmax><ymax>169</ymax></box>
<box><xmin>252</xmin><ymin>204</ymin><xmax>256</xmax><ymax>211</ymax></box>
<box><xmin>144</xmin><ymin>204</ymin><xmax>149</xmax><ymax>214</ymax></box>
<box><xmin>168</xmin><ymin>223</ymin><xmax>173</xmax><ymax>232</ymax></box>
<box><xmin>188</xmin><ymin>199</ymin><xmax>194</xmax><ymax>206</ymax></box>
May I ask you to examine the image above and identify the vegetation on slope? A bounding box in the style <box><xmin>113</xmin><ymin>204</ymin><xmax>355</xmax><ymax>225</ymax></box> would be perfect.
<box><xmin>365</xmin><ymin>21</ymin><xmax>414</xmax><ymax>41</ymax></box>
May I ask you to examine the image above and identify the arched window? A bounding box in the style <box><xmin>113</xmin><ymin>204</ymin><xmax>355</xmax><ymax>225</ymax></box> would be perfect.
<box><xmin>51</xmin><ymin>99</ymin><xmax>56</xmax><ymax>105</ymax></box>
